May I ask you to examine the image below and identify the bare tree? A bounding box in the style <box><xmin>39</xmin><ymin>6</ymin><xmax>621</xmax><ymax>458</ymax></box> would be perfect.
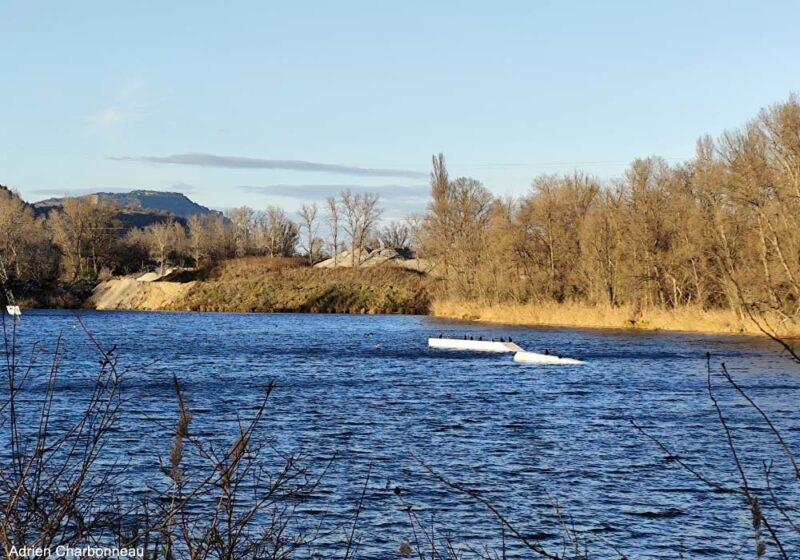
<box><xmin>187</xmin><ymin>214</ymin><xmax>206</xmax><ymax>267</ymax></box>
<box><xmin>185</xmin><ymin>213</ymin><xmax>231</xmax><ymax>266</ymax></box>
<box><xmin>0</xmin><ymin>317</ymin><xmax>337</xmax><ymax>560</ymax></box>
<box><xmin>0</xmin><ymin>319</ymin><xmax>124</xmax><ymax>557</ymax></box>
<box><xmin>298</xmin><ymin>202</ymin><xmax>320</xmax><ymax>264</ymax></box>
<box><xmin>261</xmin><ymin>206</ymin><xmax>299</xmax><ymax>257</ymax></box>
<box><xmin>422</xmin><ymin>171</ymin><xmax>493</xmax><ymax>298</ymax></box>
<box><xmin>225</xmin><ymin>207</ymin><xmax>256</xmax><ymax>257</ymax></box>
<box><xmin>0</xmin><ymin>187</ymin><xmax>58</xmax><ymax>283</ymax></box>
<box><xmin>143</xmin><ymin>220</ymin><xmax>185</xmax><ymax>275</ymax></box>
<box><xmin>422</xmin><ymin>153</ymin><xmax>452</xmax><ymax>266</ymax></box>
<box><xmin>49</xmin><ymin>197</ymin><xmax>120</xmax><ymax>279</ymax></box>
<box><xmin>326</xmin><ymin>196</ymin><xmax>341</xmax><ymax>266</ymax></box>
<box><xmin>404</xmin><ymin>213</ymin><xmax>425</xmax><ymax>253</ymax></box>
<box><xmin>379</xmin><ymin>220</ymin><xmax>410</xmax><ymax>249</ymax></box>
<box><xmin>340</xmin><ymin>190</ymin><xmax>382</xmax><ymax>266</ymax></box>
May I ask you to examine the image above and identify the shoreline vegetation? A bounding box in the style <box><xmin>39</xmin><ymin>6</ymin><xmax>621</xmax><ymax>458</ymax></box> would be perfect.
<box><xmin>430</xmin><ymin>300</ymin><xmax>800</xmax><ymax>337</ymax></box>
<box><xmin>75</xmin><ymin>267</ymin><xmax>798</xmax><ymax>336</ymax></box>
<box><xmin>3</xmin><ymin>96</ymin><xmax>800</xmax><ymax>342</ymax></box>
<box><xmin>18</xmin><ymin>261</ymin><xmax>799</xmax><ymax>337</ymax></box>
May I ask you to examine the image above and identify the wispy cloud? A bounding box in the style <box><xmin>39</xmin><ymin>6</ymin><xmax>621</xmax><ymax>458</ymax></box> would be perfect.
<box><xmin>238</xmin><ymin>183</ymin><xmax>428</xmax><ymax>200</ymax></box>
<box><xmin>90</xmin><ymin>78</ymin><xmax>162</xmax><ymax>129</ymax></box>
<box><xmin>110</xmin><ymin>153</ymin><xmax>427</xmax><ymax>179</ymax></box>
<box><xmin>92</xmin><ymin>107</ymin><xmax>126</xmax><ymax>128</ymax></box>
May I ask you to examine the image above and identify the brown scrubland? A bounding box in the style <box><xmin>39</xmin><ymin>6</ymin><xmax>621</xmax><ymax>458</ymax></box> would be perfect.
<box><xmin>85</xmin><ymin>257</ymin><xmax>431</xmax><ymax>314</ymax></box>
<box><xmin>172</xmin><ymin>257</ymin><xmax>431</xmax><ymax>314</ymax></box>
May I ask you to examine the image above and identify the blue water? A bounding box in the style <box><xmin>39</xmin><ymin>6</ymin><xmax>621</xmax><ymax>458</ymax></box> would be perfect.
<box><xmin>3</xmin><ymin>310</ymin><xmax>800</xmax><ymax>558</ymax></box>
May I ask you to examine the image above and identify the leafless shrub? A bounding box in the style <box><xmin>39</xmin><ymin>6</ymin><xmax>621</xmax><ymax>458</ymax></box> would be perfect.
<box><xmin>390</xmin><ymin>456</ymin><xmax>613</xmax><ymax>560</ymax></box>
<box><xmin>0</xmin><ymin>314</ymin><xmax>125</xmax><ymax>556</ymax></box>
<box><xmin>632</xmin><ymin>354</ymin><xmax>799</xmax><ymax>559</ymax></box>
<box><xmin>0</xmin><ymin>315</ymin><xmax>338</xmax><ymax>560</ymax></box>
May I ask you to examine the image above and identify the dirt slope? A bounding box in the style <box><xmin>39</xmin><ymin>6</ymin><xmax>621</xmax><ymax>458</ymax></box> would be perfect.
<box><xmin>87</xmin><ymin>269</ymin><xmax>195</xmax><ymax>310</ymax></box>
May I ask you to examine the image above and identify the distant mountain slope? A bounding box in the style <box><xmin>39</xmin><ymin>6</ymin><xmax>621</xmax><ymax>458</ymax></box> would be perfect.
<box><xmin>34</xmin><ymin>190</ymin><xmax>219</xmax><ymax>220</ymax></box>
<box><xmin>1</xmin><ymin>184</ymin><xmax>37</xmax><ymax>211</ymax></box>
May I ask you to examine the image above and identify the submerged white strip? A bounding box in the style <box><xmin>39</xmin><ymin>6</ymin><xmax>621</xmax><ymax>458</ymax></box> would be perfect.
<box><xmin>513</xmin><ymin>351</ymin><xmax>585</xmax><ymax>365</ymax></box>
<box><xmin>428</xmin><ymin>338</ymin><xmax>524</xmax><ymax>353</ymax></box>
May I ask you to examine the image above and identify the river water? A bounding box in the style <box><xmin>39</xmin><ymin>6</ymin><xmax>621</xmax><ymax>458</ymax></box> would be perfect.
<box><xmin>4</xmin><ymin>310</ymin><xmax>800</xmax><ymax>558</ymax></box>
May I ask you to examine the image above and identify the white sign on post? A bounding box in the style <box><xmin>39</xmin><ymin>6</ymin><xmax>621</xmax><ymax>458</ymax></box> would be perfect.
<box><xmin>6</xmin><ymin>305</ymin><xmax>21</xmax><ymax>317</ymax></box>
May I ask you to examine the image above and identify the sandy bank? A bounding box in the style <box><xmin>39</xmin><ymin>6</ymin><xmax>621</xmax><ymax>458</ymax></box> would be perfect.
<box><xmin>87</xmin><ymin>273</ymin><xmax>195</xmax><ymax>311</ymax></box>
<box><xmin>84</xmin><ymin>258</ymin><xmax>431</xmax><ymax>314</ymax></box>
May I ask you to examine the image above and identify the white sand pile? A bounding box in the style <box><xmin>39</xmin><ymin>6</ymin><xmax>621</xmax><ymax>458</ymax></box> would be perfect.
<box><xmin>87</xmin><ymin>270</ymin><xmax>195</xmax><ymax>311</ymax></box>
<box><xmin>315</xmin><ymin>248</ymin><xmax>429</xmax><ymax>272</ymax></box>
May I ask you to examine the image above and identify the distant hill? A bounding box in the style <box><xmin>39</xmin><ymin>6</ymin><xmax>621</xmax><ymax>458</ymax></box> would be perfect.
<box><xmin>33</xmin><ymin>190</ymin><xmax>222</xmax><ymax>228</ymax></box>
<box><xmin>1</xmin><ymin>184</ymin><xmax>37</xmax><ymax>211</ymax></box>
<box><xmin>35</xmin><ymin>190</ymin><xmax>218</xmax><ymax>218</ymax></box>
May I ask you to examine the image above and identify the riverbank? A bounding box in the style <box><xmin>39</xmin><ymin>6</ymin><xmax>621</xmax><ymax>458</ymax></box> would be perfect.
<box><xmin>87</xmin><ymin>257</ymin><xmax>432</xmax><ymax>314</ymax></box>
<box><xmin>15</xmin><ymin>258</ymin><xmax>798</xmax><ymax>337</ymax></box>
<box><xmin>430</xmin><ymin>300</ymin><xmax>800</xmax><ymax>337</ymax></box>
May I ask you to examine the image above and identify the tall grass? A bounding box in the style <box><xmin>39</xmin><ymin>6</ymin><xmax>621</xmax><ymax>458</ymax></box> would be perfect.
<box><xmin>0</xmin><ymin>314</ymin><xmax>336</xmax><ymax>559</ymax></box>
<box><xmin>175</xmin><ymin>257</ymin><xmax>432</xmax><ymax>315</ymax></box>
<box><xmin>431</xmin><ymin>300</ymin><xmax>800</xmax><ymax>336</ymax></box>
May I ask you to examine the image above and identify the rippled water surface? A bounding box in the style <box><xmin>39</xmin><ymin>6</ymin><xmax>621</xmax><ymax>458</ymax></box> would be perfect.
<box><xmin>6</xmin><ymin>310</ymin><xmax>800</xmax><ymax>558</ymax></box>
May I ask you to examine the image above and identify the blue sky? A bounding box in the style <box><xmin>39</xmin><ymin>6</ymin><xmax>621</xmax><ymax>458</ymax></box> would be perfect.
<box><xmin>1</xmin><ymin>1</ymin><xmax>798</xmax><ymax>216</ymax></box>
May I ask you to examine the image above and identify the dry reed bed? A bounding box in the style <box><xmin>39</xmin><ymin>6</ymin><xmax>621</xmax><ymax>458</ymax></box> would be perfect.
<box><xmin>431</xmin><ymin>300</ymin><xmax>800</xmax><ymax>337</ymax></box>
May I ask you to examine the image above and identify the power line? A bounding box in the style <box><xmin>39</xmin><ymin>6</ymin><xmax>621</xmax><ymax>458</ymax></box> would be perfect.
<box><xmin>452</xmin><ymin>157</ymin><xmax>687</xmax><ymax>169</ymax></box>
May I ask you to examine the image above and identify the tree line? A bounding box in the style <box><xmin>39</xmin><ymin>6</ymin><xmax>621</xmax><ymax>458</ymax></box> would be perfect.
<box><xmin>2</xmin><ymin>95</ymin><xmax>798</xmax><ymax>325</ymax></box>
<box><xmin>0</xmin><ymin>188</ymin><xmax>413</xmax><ymax>282</ymax></box>
<box><xmin>419</xmin><ymin>95</ymin><xmax>800</xmax><ymax>324</ymax></box>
